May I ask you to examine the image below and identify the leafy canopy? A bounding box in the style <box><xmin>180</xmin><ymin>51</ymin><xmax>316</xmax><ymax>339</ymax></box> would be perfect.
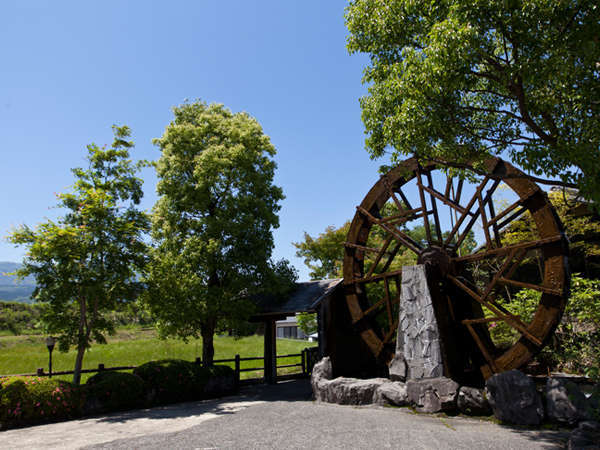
<box><xmin>144</xmin><ymin>101</ymin><xmax>288</xmax><ymax>363</ymax></box>
<box><xmin>8</xmin><ymin>126</ymin><xmax>149</xmax><ymax>384</ymax></box>
<box><xmin>346</xmin><ymin>0</ymin><xmax>600</xmax><ymax>203</ymax></box>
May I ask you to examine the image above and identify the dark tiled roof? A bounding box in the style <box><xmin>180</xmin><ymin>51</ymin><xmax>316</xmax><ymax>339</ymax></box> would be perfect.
<box><xmin>253</xmin><ymin>278</ymin><xmax>342</xmax><ymax>318</ymax></box>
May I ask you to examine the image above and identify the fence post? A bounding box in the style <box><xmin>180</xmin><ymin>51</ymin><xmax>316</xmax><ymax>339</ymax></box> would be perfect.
<box><xmin>234</xmin><ymin>354</ymin><xmax>240</xmax><ymax>389</ymax></box>
<box><xmin>37</xmin><ymin>368</ymin><xmax>45</xmax><ymax>376</ymax></box>
<box><xmin>301</xmin><ymin>349</ymin><xmax>306</xmax><ymax>376</ymax></box>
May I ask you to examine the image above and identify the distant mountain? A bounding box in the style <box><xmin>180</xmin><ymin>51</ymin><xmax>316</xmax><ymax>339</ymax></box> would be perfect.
<box><xmin>0</xmin><ymin>262</ymin><xmax>36</xmax><ymax>303</ymax></box>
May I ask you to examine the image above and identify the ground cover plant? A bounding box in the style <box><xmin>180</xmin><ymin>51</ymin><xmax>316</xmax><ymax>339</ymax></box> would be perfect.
<box><xmin>0</xmin><ymin>376</ymin><xmax>84</xmax><ymax>429</ymax></box>
<box><xmin>0</xmin><ymin>331</ymin><xmax>316</xmax><ymax>383</ymax></box>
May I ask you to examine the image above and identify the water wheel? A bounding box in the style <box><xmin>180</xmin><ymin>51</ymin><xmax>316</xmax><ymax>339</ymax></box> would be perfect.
<box><xmin>342</xmin><ymin>156</ymin><xmax>569</xmax><ymax>382</ymax></box>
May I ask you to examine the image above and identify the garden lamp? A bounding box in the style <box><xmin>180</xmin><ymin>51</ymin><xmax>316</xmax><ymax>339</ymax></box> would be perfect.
<box><xmin>46</xmin><ymin>336</ymin><xmax>56</xmax><ymax>378</ymax></box>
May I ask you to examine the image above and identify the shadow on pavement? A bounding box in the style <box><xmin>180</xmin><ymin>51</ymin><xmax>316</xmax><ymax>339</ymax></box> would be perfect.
<box><xmin>498</xmin><ymin>423</ymin><xmax>571</xmax><ymax>449</ymax></box>
<box><xmin>92</xmin><ymin>379</ymin><xmax>313</xmax><ymax>425</ymax></box>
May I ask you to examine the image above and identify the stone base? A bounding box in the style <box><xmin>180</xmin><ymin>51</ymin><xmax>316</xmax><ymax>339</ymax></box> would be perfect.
<box><xmin>393</xmin><ymin>265</ymin><xmax>444</xmax><ymax>381</ymax></box>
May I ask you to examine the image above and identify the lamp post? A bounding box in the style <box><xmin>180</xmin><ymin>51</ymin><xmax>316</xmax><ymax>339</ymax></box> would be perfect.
<box><xmin>46</xmin><ymin>336</ymin><xmax>56</xmax><ymax>378</ymax></box>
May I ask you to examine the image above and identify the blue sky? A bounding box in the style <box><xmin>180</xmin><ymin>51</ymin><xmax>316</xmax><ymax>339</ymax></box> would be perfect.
<box><xmin>0</xmin><ymin>1</ymin><xmax>385</xmax><ymax>280</ymax></box>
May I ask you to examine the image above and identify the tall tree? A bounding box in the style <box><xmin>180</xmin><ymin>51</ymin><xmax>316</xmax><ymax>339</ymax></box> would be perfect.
<box><xmin>345</xmin><ymin>0</ymin><xmax>600</xmax><ymax>203</ymax></box>
<box><xmin>8</xmin><ymin>126</ymin><xmax>149</xmax><ymax>385</ymax></box>
<box><xmin>144</xmin><ymin>101</ymin><xmax>285</xmax><ymax>365</ymax></box>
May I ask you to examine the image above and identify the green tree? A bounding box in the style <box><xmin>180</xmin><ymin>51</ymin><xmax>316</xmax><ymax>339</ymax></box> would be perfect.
<box><xmin>297</xmin><ymin>312</ymin><xmax>317</xmax><ymax>336</ymax></box>
<box><xmin>345</xmin><ymin>0</ymin><xmax>600</xmax><ymax>203</ymax></box>
<box><xmin>144</xmin><ymin>101</ymin><xmax>286</xmax><ymax>365</ymax></box>
<box><xmin>8</xmin><ymin>126</ymin><xmax>149</xmax><ymax>385</ymax></box>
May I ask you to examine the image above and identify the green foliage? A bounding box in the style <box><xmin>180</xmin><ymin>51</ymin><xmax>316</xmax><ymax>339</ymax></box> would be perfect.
<box><xmin>133</xmin><ymin>359</ymin><xmax>198</xmax><ymax>404</ymax></box>
<box><xmin>0</xmin><ymin>301</ymin><xmax>45</xmax><ymax>335</ymax></box>
<box><xmin>144</xmin><ymin>101</ymin><xmax>286</xmax><ymax>365</ymax></box>
<box><xmin>488</xmin><ymin>275</ymin><xmax>600</xmax><ymax>378</ymax></box>
<box><xmin>85</xmin><ymin>371</ymin><xmax>145</xmax><ymax>412</ymax></box>
<box><xmin>7</xmin><ymin>125</ymin><xmax>150</xmax><ymax>384</ymax></box>
<box><xmin>345</xmin><ymin>0</ymin><xmax>600</xmax><ymax>204</ymax></box>
<box><xmin>0</xmin><ymin>376</ymin><xmax>83</xmax><ymax>428</ymax></box>
<box><xmin>294</xmin><ymin>223</ymin><xmax>350</xmax><ymax>279</ymax></box>
<box><xmin>297</xmin><ymin>312</ymin><xmax>317</xmax><ymax>336</ymax></box>
<box><xmin>132</xmin><ymin>359</ymin><xmax>233</xmax><ymax>404</ymax></box>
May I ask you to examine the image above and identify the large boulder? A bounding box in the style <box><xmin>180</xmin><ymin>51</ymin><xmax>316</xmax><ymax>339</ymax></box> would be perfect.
<box><xmin>326</xmin><ymin>377</ymin><xmax>389</xmax><ymax>405</ymax></box>
<box><xmin>457</xmin><ymin>386</ymin><xmax>492</xmax><ymax>416</ymax></box>
<box><xmin>568</xmin><ymin>421</ymin><xmax>600</xmax><ymax>450</ymax></box>
<box><xmin>311</xmin><ymin>357</ymin><xmax>333</xmax><ymax>402</ymax></box>
<box><xmin>406</xmin><ymin>377</ymin><xmax>459</xmax><ymax>413</ymax></box>
<box><xmin>485</xmin><ymin>370</ymin><xmax>543</xmax><ymax>426</ymax></box>
<box><xmin>374</xmin><ymin>381</ymin><xmax>408</xmax><ymax>406</ymax></box>
<box><xmin>545</xmin><ymin>378</ymin><xmax>590</xmax><ymax>425</ymax></box>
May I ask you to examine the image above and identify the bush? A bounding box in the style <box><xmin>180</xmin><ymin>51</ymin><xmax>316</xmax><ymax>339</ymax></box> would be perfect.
<box><xmin>133</xmin><ymin>359</ymin><xmax>198</xmax><ymax>404</ymax></box>
<box><xmin>85</xmin><ymin>371</ymin><xmax>145</xmax><ymax>413</ymax></box>
<box><xmin>133</xmin><ymin>360</ymin><xmax>237</xmax><ymax>405</ymax></box>
<box><xmin>0</xmin><ymin>376</ymin><xmax>83</xmax><ymax>429</ymax></box>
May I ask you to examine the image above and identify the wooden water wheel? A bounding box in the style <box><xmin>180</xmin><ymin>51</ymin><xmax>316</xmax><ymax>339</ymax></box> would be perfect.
<box><xmin>342</xmin><ymin>156</ymin><xmax>569</xmax><ymax>382</ymax></box>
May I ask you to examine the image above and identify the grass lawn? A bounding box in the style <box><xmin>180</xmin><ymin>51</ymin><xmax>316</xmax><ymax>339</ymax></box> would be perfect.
<box><xmin>0</xmin><ymin>328</ymin><xmax>316</xmax><ymax>383</ymax></box>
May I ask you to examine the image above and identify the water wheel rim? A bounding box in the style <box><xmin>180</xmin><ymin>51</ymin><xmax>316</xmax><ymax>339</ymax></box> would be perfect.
<box><xmin>342</xmin><ymin>156</ymin><xmax>569</xmax><ymax>379</ymax></box>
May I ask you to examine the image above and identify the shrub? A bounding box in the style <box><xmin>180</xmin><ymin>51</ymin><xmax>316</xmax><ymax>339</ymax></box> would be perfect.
<box><xmin>133</xmin><ymin>359</ymin><xmax>198</xmax><ymax>404</ymax></box>
<box><xmin>0</xmin><ymin>376</ymin><xmax>83</xmax><ymax>429</ymax></box>
<box><xmin>85</xmin><ymin>371</ymin><xmax>145</xmax><ymax>413</ymax></box>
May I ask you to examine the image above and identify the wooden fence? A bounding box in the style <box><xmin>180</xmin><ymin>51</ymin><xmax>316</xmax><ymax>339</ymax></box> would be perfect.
<box><xmin>1</xmin><ymin>347</ymin><xmax>320</xmax><ymax>385</ymax></box>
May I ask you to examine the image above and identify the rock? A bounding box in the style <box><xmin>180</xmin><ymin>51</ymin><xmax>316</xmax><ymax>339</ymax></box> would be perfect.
<box><xmin>374</xmin><ymin>381</ymin><xmax>408</xmax><ymax>406</ymax></box>
<box><xmin>396</xmin><ymin>265</ymin><xmax>444</xmax><ymax>380</ymax></box>
<box><xmin>311</xmin><ymin>357</ymin><xmax>333</xmax><ymax>402</ymax></box>
<box><xmin>545</xmin><ymin>378</ymin><xmax>590</xmax><ymax>425</ymax></box>
<box><xmin>485</xmin><ymin>370</ymin><xmax>543</xmax><ymax>426</ymax></box>
<box><xmin>326</xmin><ymin>377</ymin><xmax>389</xmax><ymax>405</ymax></box>
<box><xmin>406</xmin><ymin>377</ymin><xmax>459</xmax><ymax>413</ymax></box>
<box><xmin>568</xmin><ymin>421</ymin><xmax>600</xmax><ymax>450</ymax></box>
<box><xmin>389</xmin><ymin>353</ymin><xmax>407</xmax><ymax>382</ymax></box>
<box><xmin>457</xmin><ymin>386</ymin><xmax>492</xmax><ymax>416</ymax></box>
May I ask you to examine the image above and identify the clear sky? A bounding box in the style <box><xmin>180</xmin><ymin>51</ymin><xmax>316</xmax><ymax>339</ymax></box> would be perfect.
<box><xmin>0</xmin><ymin>1</ymin><xmax>386</xmax><ymax>280</ymax></box>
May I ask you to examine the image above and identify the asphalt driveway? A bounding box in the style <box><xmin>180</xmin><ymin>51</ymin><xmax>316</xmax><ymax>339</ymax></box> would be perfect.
<box><xmin>0</xmin><ymin>380</ymin><xmax>570</xmax><ymax>449</ymax></box>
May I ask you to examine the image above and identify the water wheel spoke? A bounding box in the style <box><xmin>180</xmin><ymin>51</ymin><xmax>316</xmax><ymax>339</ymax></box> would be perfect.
<box><xmin>397</xmin><ymin>189</ymin><xmax>413</xmax><ymax>212</ymax></box>
<box><xmin>380</xmin><ymin>207</ymin><xmax>423</xmax><ymax>224</ymax></box>
<box><xmin>344</xmin><ymin>242</ymin><xmax>384</xmax><ymax>255</ymax></box>
<box><xmin>382</xmin><ymin>277</ymin><xmax>393</xmax><ymax>329</ymax></box>
<box><xmin>444</xmin><ymin>176</ymin><xmax>490</xmax><ymax>247</ymax></box>
<box><xmin>379</xmin><ymin>241</ymin><xmax>403</xmax><ymax>274</ymax></box>
<box><xmin>454</xmin><ymin>177</ymin><xmax>464</xmax><ymax>204</ymax></box>
<box><xmin>453</xmin><ymin>234</ymin><xmax>563</xmax><ymax>263</ymax></box>
<box><xmin>383</xmin><ymin>318</ymin><xmax>399</xmax><ymax>344</ymax></box>
<box><xmin>415</xmin><ymin>165</ymin><xmax>433</xmax><ymax>244</ymax></box>
<box><xmin>444</xmin><ymin>176</ymin><xmax>452</xmax><ymax>199</ymax></box>
<box><xmin>425</xmin><ymin>171</ymin><xmax>444</xmax><ymax>243</ymax></box>
<box><xmin>464</xmin><ymin>323</ymin><xmax>499</xmax><ymax>372</ymax></box>
<box><xmin>357</xmin><ymin>206</ymin><xmax>422</xmax><ymax>255</ymax></box>
<box><xmin>479</xmin><ymin>248</ymin><xmax>519</xmax><ymax>302</ymax></box>
<box><xmin>362</xmin><ymin>296</ymin><xmax>387</xmax><ymax>319</ymax></box>
<box><xmin>421</xmin><ymin>183</ymin><xmax>468</xmax><ymax>215</ymax></box>
<box><xmin>345</xmin><ymin>268</ymin><xmax>404</xmax><ymax>285</ymax></box>
<box><xmin>454</xmin><ymin>180</ymin><xmax>501</xmax><ymax>250</ymax></box>
<box><xmin>486</xmin><ymin>197</ymin><xmax>502</xmax><ymax>247</ymax></box>
<box><xmin>477</xmin><ymin>191</ymin><xmax>493</xmax><ymax>250</ymax></box>
<box><xmin>383</xmin><ymin>177</ymin><xmax>406</xmax><ymax>212</ymax></box>
<box><xmin>497</xmin><ymin>277</ymin><xmax>562</xmax><ymax>296</ymax></box>
<box><xmin>448</xmin><ymin>275</ymin><xmax>542</xmax><ymax>346</ymax></box>
<box><xmin>364</xmin><ymin>235</ymin><xmax>393</xmax><ymax>279</ymax></box>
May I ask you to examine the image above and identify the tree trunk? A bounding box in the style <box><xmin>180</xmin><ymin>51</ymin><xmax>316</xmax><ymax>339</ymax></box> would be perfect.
<box><xmin>73</xmin><ymin>297</ymin><xmax>88</xmax><ymax>385</ymax></box>
<box><xmin>201</xmin><ymin>320</ymin><xmax>216</xmax><ymax>366</ymax></box>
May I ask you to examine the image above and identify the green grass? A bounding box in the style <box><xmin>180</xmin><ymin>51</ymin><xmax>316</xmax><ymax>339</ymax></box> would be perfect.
<box><xmin>0</xmin><ymin>328</ymin><xmax>316</xmax><ymax>383</ymax></box>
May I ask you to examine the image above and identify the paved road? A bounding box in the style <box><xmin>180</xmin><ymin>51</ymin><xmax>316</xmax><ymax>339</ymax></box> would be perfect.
<box><xmin>0</xmin><ymin>380</ymin><xmax>569</xmax><ymax>449</ymax></box>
